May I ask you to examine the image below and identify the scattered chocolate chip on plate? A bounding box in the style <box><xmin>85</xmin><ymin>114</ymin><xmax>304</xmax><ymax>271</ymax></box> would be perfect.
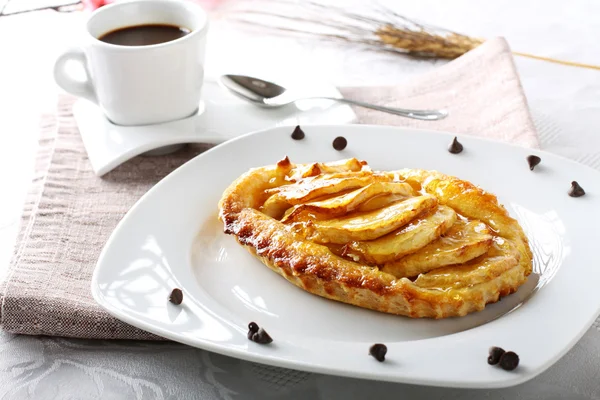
<box><xmin>448</xmin><ymin>136</ymin><xmax>463</xmax><ymax>154</ymax></box>
<box><xmin>250</xmin><ymin>327</ymin><xmax>273</xmax><ymax>344</ymax></box>
<box><xmin>527</xmin><ymin>155</ymin><xmax>541</xmax><ymax>170</ymax></box>
<box><xmin>369</xmin><ymin>343</ymin><xmax>387</xmax><ymax>362</ymax></box>
<box><xmin>291</xmin><ymin>125</ymin><xmax>305</xmax><ymax>140</ymax></box>
<box><xmin>333</xmin><ymin>136</ymin><xmax>347</xmax><ymax>151</ymax></box>
<box><xmin>487</xmin><ymin>346</ymin><xmax>505</xmax><ymax>365</ymax></box>
<box><xmin>247</xmin><ymin>321</ymin><xmax>259</xmax><ymax>339</ymax></box>
<box><xmin>168</xmin><ymin>288</ymin><xmax>183</xmax><ymax>305</ymax></box>
<box><xmin>499</xmin><ymin>351</ymin><xmax>520</xmax><ymax>371</ymax></box>
<box><xmin>568</xmin><ymin>181</ymin><xmax>585</xmax><ymax>197</ymax></box>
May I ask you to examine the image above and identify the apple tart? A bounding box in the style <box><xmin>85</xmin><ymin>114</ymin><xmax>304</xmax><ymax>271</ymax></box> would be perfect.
<box><xmin>218</xmin><ymin>157</ymin><xmax>533</xmax><ymax>318</ymax></box>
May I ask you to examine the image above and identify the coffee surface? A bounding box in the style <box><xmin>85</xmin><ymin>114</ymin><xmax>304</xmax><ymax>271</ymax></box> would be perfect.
<box><xmin>98</xmin><ymin>24</ymin><xmax>190</xmax><ymax>46</ymax></box>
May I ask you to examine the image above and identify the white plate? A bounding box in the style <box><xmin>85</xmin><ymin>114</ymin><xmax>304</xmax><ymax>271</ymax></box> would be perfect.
<box><xmin>74</xmin><ymin>77</ymin><xmax>355</xmax><ymax>176</ymax></box>
<box><xmin>92</xmin><ymin>125</ymin><xmax>600</xmax><ymax>388</ymax></box>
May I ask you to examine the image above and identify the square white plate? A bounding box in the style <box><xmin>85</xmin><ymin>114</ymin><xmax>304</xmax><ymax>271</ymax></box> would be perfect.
<box><xmin>92</xmin><ymin>125</ymin><xmax>600</xmax><ymax>388</ymax></box>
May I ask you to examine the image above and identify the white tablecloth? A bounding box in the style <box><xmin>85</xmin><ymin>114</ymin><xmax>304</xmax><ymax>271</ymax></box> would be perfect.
<box><xmin>1</xmin><ymin>0</ymin><xmax>600</xmax><ymax>398</ymax></box>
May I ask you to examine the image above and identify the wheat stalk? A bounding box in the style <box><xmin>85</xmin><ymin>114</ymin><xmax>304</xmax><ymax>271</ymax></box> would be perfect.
<box><xmin>227</xmin><ymin>1</ymin><xmax>600</xmax><ymax>71</ymax></box>
<box><xmin>375</xmin><ymin>25</ymin><xmax>483</xmax><ymax>59</ymax></box>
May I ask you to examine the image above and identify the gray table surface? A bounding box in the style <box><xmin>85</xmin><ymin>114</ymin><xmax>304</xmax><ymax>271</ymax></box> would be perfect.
<box><xmin>1</xmin><ymin>1</ymin><xmax>600</xmax><ymax>398</ymax></box>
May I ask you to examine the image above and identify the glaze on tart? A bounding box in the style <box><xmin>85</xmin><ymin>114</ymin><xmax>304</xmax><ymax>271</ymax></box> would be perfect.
<box><xmin>218</xmin><ymin>158</ymin><xmax>532</xmax><ymax>319</ymax></box>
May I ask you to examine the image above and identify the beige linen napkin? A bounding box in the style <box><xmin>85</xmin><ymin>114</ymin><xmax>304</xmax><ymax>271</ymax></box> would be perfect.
<box><xmin>341</xmin><ymin>38</ymin><xmax>538</xmax><ymax>148</ymax></box>
<box><xmin>0</xmin><ymin>37</ymin><xmax>538</xmax><ymax>339</ymax></box>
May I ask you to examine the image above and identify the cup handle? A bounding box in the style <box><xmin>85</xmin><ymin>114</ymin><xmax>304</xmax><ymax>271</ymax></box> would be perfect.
<box><xmin>53</xmin><ymin>47</ymin><xmax>97</xmax><ymax>103</ymax></box>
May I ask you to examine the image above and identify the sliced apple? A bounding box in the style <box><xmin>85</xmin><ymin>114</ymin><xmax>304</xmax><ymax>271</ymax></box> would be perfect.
<box><xmin>382</xmin><ymin>219</ymin><xmax>494</xmax><ymax>278</ymax></box>
<box><xmin>261</xmin><ymin>171</ymin><xmax>390</xmax><ymax>218</ymax></box>
<box><xmin>280</xmin><ymin>182</ymin><xmax>414</xmax><ymax>223</ymax></box>
<box><xmin>355</xmin><ymin>193</ymin><xmax>410</xmax><ymax>212</ymax></box>
<box><xmin>300</xmin><ymin>194</ymin><xmax>438</xmax><ymax>244</ymax></box>
<box><xmin>412</xmin><ymin>238</ymin><xmax>519</xmax><ymax>289</ymax></box>
<box><xmin>346</xmin><ymin>205</ymin><xmax>456</xmax><ymax>264</ymax></box>
<box><xmin>287</xmin><ymin>158</ymin><xmax>367</xmax><ymax>181</ymax></box>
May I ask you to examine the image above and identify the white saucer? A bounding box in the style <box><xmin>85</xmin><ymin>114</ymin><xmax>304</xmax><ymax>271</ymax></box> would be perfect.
<box><xmin>73</xmin><ymin>78</ymin><xmax>356</xmax><ymax>176</ymax></box>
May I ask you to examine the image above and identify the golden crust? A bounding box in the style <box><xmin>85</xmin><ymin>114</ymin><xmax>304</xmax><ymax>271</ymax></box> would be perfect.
<box><xmin>218</xmin><ymin>158</ymin><xmax>533</xmax><ymax>319</ymax></box>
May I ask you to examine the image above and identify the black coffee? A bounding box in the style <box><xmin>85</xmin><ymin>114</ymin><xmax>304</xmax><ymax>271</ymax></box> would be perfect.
<box><xmin>98</xmin><ymin>24</ymin><xmax>190</xmax><ymax>46</ymax></box>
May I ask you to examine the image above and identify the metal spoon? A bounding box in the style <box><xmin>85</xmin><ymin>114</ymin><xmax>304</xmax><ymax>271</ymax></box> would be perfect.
<box><xmin>219</xmin><ymin>74</ymin><xmax>448</xmax><ymax>121</ymax></box>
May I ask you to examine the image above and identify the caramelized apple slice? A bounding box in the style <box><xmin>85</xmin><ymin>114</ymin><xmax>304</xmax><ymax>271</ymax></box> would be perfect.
<box><xmin>394</xmin><ymin>168</ymin><xmax>533</xmax><ymax>277</ymax></box>
<box><xmin>281</xmin><ymin>182</ymin><xmax>414</xmax><ymax>223</ymax></box>
<box><xmin>356</xmin><ymin>193</ymin><xmax>409</xmax><ymax>212</ymax></box>
<box><xmin>412</xmin><ymin>238</ymin><xmax>519</xmax><ymax>289</ymax></box>
<box><xmin>287</xmin><ymin>158</ymin><xmax>367</xmax><ymax>181</ymax></box>
<box><xmin>301</xmin><ymin>195</ymin><xmax>438</xmax><ymax>244</ymax></box>
<box><xmin>346</xmin><ymin>205</ymin><xmax>456</xmax><ymax>264</ymax></box>
<box><xmin>261</xmin><ymin>171</ymin><xmax>390</xmax><ymax>218</ymax></box>
<box><xmin>382</xmin><ymin>219</ymin><xmax>494</xmax><ymax>278</ymax></box>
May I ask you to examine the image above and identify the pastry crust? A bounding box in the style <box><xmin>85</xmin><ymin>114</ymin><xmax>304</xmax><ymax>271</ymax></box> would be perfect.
<box><xmin>218</xmin><ymin>158</ymin><xmax>533</xmax><ymax>319</ymax></box>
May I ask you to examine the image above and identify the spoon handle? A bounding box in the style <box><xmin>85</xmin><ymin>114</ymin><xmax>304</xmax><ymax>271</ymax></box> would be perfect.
<box><xmin>318</xmin><ymin>97</ymin><xmax>448</xmax><ymax>121</ymax></box>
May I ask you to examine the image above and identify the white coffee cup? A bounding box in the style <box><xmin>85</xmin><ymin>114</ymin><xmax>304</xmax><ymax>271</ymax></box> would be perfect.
<box><xmin>54</xmin><ymin>0</ymin><xmax>208</xmax><ymax>126</ymax></box>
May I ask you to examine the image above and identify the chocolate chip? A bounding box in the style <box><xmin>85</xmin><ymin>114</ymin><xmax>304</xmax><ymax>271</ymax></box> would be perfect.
<box><xmin>168</xmin><ymin>288</ymin><xmax>183</xmax><ymax>305</ymax></box>
<box><xmin>487</xmin><ymin>346</ymin><xmax>505</xmax><ymax>365</ymax></box>
<box><xmin>247</xmin><ymin>322</ymin><xmax>259</xmax><ymax>339</ymax></box>
<box><xmin>332</xmin><ymin>136</ymin><xmax>347</xmax><ymax>151</ymax></box>
<box><xmin>568</xmin><ymin>181</ymin><xmax>585</xmax><ymax>197</ymax></box>
<box><xmin>369</xmin><ymin>343</ymin><xmax>387</xmax><ymax>362</ymax></box>
<box><xmin>250</xmin><ymin>327</ymin><xmax>273</xmax><ymax>344</ymax></box>
<box><xmin>499</xmin><ymin>351</ymin><xmax>519</xmax><ymax>371</ymax></box>
<box><xmin>527</xmin><ymin>155</ymin><xmax>541</xmax><ymax>171</ymax></box>
<box><xmin>448</xmin><ymin>136</ymin><xmax>463</xmax><ymax>154</ymax></box>
<box><xmin>291</xmin><ymin>125</ymin><xmax>305</xmax><ymax>140</ymax></box>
